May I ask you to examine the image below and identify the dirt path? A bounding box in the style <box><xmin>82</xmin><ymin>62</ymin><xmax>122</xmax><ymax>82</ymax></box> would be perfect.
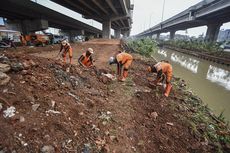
<box><xmin>0</xmin><ymin>39</ymin><xmax>228</xmax><ymax>153</ymax></box>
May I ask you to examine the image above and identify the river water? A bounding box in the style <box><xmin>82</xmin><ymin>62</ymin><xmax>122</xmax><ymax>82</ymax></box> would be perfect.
<box><xmin>152</xmin><ymin>49</ymin><xmax>230</xmax><ymax>121</ymax></box>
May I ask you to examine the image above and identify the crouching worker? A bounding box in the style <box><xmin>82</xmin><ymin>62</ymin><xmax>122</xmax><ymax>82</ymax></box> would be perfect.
<box><xmin>59</xmin><ymin>39</ymin><xmax>73</xmax><ymax>64</ymax></box>
<box><xmin>78</xmin><ymin>48</ymin><xmax>94</xmax><ymax>67</ymax></box>
<box><xmin>109</xmin><ymin>52</ymin><xmax>133</xmax><ymax>82</ymax></box>
<box><xmin>147</xmin><ymin>61</ymin><xmax>173</xmax><ymax>97</ymax></box>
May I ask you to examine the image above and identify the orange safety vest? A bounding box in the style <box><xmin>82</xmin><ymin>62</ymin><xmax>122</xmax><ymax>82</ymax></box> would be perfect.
<box><xmin>81</xmin><ymin>53</ymin><xmax>92</xmax><ymax>66</ymax></box>
<box><xmin>61</xmin><ymin>43</ymin><xmax>73</xmax><ymax>57</ymax></box>
<box><xmin>116</xmin><ymin>52</ymin><xmax>133</xmax><ymax>64</ymax></box>
<box><xmin>155</xmin><ymin>62</ymin><xmax>173</xmax><ymax>82</ymax></box>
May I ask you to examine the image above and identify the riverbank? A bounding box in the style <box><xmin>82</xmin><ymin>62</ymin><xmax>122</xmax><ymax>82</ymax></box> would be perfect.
<box><xmin>163</xmin><ymin>45</ymin><xmax>230</xmax><ymax>66</ymax></box>
<box><xmin>0</xmin><ymin>39</ymin><xmax>230</xmax><ymax>152</ymax></box>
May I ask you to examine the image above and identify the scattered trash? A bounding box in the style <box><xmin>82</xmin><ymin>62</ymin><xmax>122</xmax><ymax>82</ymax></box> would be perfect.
<box><xmin>166</xmin><ymin>122</ymin><xmax>174</xmax><ymax>126</ymax></box>
<box><xmin>3</xmin><ymin>106</ymin><xmax>16</xmax><ymax>118</ymax></box>
<box><xmin>46</xmin><ymin>110</ymin><xmax>61</xmax><ymax>114</ymax></box>
<box><xmin>101</xmin><ymin>73</ymin><xmax>116</xmax><ymax>80</ymax></box>
<box><xmin>32</xmin><ymin>104</ymin><xmax>40</xmax><ymax>111</ymax></box>
<box><xmin>68</xmin><ymin>92</ymin><xmax>80</xmax><ymax>102</ymax></box>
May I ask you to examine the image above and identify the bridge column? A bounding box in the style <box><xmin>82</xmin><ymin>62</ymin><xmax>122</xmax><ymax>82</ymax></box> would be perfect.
<box><xmin>115</xmin><ymin>29</ymin><xmax>121</xmax><ymax>39</ymax></box>
<box><xmin>170</xmin><ymin>30</ymin><xmax>176</xmax><ymax>40</ymax></box>
<box><xmin>96</xmin><ymin>33</ymin><xmax>100</xmax><ymax>38</ymax></box>
<box><xmin>102</xmin><ymin>20</ymin><xmax>111</xmax><ymax>39</ymax></box>
<box><xmin>123</xmin><ymin>30</ymin><xmax>130</xmax><ymax>38</ymax></box>
<box><xmin>157</xmin><ymin>33</ymin><xmax>160</xmax><ymax>40</ymax></box>
<box><xmin>205</xmin><ymin>23</ymin><xmax>222</xmax><ymax>42</ymax></box>
<box><xmin>64</xmin><ymin>30</ymin><xmax>84</xmax><ymax>43</ymax></box>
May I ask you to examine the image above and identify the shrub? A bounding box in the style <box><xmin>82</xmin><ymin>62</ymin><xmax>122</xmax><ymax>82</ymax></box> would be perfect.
<box><xmin>127</xmin><ymin>38</ymin><xmax>158</xmax><ymax>56</ymax></box>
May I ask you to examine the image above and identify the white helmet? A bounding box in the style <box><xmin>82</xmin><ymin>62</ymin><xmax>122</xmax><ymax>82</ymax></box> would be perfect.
<box><xmin>87</xmin><ymin>48</ymin><xmax>94</xmax><ymax>54</ymax></box>
<box><xmin>61</xmin><ymin>40</ymin><xmax>67</xmax><ymax>46</ymax></box>
<box><xmin>109</xmin><ymin>56</ymin><xmax>116</xmax><ymax>65</ymax></box>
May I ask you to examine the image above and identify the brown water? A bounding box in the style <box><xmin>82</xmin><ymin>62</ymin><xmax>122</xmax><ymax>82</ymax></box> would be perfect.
<box><xmin>152</xmin><ymin>49</ymin><xmax>230</xmax><ymax>121</ymax></box>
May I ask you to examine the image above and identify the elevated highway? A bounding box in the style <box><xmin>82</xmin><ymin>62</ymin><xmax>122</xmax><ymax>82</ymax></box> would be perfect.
<box><xmin>137</xmin><ymin>0</ymin><xmax>230</xmax><ymax>42</ymax></box>
<box><xmin>51</xmin><ymin>0</ymin><xmax>134</xmax><ymax>38</ymax></box>
<box><xmin>0</xmin><ymin>0</ymin><xmax>102</xmax><ymax>39</ymax></box>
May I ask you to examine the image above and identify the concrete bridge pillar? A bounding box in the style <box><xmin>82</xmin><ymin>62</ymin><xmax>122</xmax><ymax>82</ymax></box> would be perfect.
<box><xmin>205</xmin><ymin>23</ymin><xmax>222</xmax><ymax>42</ymax></box>
<box><xmin>115</xmin><ymin>29</ymin><xmax>121</xmax><ymax>39</ymax></box>
<box><xmin>157</xmin><ymin>33</ymin><xmax>160</xmax><ymax>40</ymax></box>
<box><xmin>96</xmin><ymin>33</ymin><xmax>100</xmax><ymax>38</ymax></box>
<box><xmin>170</xmin><ymin>31</ymin><xmax>176</xmax><ymax>40</ymax></box>
<box><xmin>123</xmin><ymin>31</ymin><xmax>130</xmax><ymax>38</ymax></box>
<box><xmin>102</xmin><ymin>20</ymin><xmax>111</xmax><ymax>39</ymax></box>
<box><xmin>62</xmin><ymin>30</ymin><xmax>84</xmax><ymax>43</ymax></box>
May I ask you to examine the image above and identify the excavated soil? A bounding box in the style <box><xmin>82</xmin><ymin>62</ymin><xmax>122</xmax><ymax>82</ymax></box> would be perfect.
<box><xmin>0</xmin><ymin>39</ymin><xmax>226</xmax><ymax>153</ymax></box>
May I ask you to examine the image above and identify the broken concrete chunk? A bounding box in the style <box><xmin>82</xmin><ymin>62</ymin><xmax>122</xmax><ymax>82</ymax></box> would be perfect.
<box><xmin>0</xmin><ymin>72</ymin><xmax>10</xmax><ymax>86</ymax></box>
<box><xmin>0</xmin><ymin>103</ymin><xmax>2</xmax><ymax>111</ymax></box>
<box><xmin>0</xmin><ymin>55</ymin><xmax>10</xmax><ymax>64</ymax></box>
<box><xmin>32</xmin><ymin>104</ymin><xmax>40</xmax><ymax>111</ymax></box>
<box><xmin>0</xmin><ymin>63</ymin><xmax>11</xmax><ymax>72</ymax></box>
<box><xmin>40</xmin><ymin>145</ymin><xmax>55</xmax><ymax>153</ymax></box>
<box><xmin>11</xmin><ymin>63</ymin><xmax>24</xmax><ymax>72</ymax></box>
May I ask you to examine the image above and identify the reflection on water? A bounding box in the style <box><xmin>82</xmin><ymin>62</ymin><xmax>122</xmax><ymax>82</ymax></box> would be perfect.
<box><xmin>170</xmin><ymin>52</ymin><xmax>199</xmax><ymax>73</ymax></box>
<box><xmin>207</xmin><ymin>65</ymin><xmax>230</xmax><ymax>90</ymax></box>
<box><xmin>153</xmin><ymin>49</ymin><xmax>230</xmax><ymax>121</ymax></box>
<box><xmin>157</xmin><ymin>49</ymin><xmax>167</xmax><ymax>57</ymax></box>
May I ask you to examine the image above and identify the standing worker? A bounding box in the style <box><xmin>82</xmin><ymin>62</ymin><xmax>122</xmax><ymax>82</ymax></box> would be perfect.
<box><xmin>78</xmin><ymin>48</ymin><xmax>94</xmax><ymax>67</ymax></box>
<box><xmin>109</xmin><ymin>52</ymin><xmax>133</xmax><ymax>81</ymax></box>
<box><xmin>59</xmin><ymin>39</ymin><xmax>73</xmax><ymax>64</ymax></box>
<box><xmin>147</xmin><ymin>61</ymin><xmax>173</xmax><ymax>97</ymax></box>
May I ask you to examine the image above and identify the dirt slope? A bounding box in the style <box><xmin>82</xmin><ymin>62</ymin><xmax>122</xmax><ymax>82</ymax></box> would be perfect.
<box><xmin>0</xmin><ymin>39</ymin><xmax>229</xmax><ymax>153</ymax></box>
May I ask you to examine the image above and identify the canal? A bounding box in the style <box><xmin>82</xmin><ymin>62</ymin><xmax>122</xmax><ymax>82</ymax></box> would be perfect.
<box><xmin>152</xmin><ymin>48</ymin><xmax>230</xmax><ymax>121</ymax></box>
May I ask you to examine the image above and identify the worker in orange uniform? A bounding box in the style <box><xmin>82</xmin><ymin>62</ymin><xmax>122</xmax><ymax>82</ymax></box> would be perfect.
<box><xmin>78</xmin><ymin>48</ymin><xmax>94</xmax><ymax>67</ymax></box>
<box><xmin>109</xmin><ymin>52</ymin><xmax>133</xmax><ymax>81</ymax></box>
<box><xmin>147</xmin><ymin>61</ymin><xmax>173</xmax><ymax>97</ymax></box>
<box><xmin>59</xmin><ymin>39</ymin><xmax>73</xmax><ymax>64</ymax></box>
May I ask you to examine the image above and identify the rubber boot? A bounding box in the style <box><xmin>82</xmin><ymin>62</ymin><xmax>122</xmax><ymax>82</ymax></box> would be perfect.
<box><xmin>164</xmin><ymin>83</ymin><xmax>172</xmax><ymax>97</ymax></box>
